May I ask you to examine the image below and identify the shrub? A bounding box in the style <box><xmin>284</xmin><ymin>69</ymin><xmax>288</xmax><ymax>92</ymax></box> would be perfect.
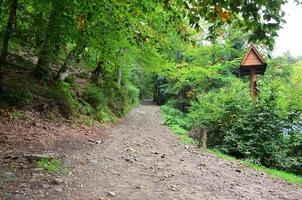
<box><xmin>161</xmin><ymin>104</ymin><xmax>197</xmax><ymax>144</ymax></box>
<box><xmin>83</xmin><ymin>84</ymin><xmax>107</xmax><ymax>109</ymax></box>
<box><xmin>161</xmin><ymin>104</ymin><xmax>192</xmax><ymax>131</ymax></box>
<box><xmin>0</xmin><ymin>89</ymin><xmax>32</xmax><ymax>107</ymax></box>
<box><xmin>96</xmin><ymin>108</ymin><xmax>117</xmax><ymax>123</ymax></box>
<box><xmin>108</xmin><ymin>84</ymin><xmax>139</xmax><ymax>117</ymax></box>
<box><xmin>286</xmin><ymin>133</ymin><xmax>302</xmax><ymax>175</ymax></box>
<box><xmin>126</xmin><ymin>84</ymin><xmax>140</xmax><ymax>106</ymax></box>
<box><xmin>48</xmin><ymin>81</ymin><xmax>79</xmax><ymax>118</ymax></box>
<box><xmin>64</xmin><ymin>75</ymin><xmax>76</xmax><ymax>87</ymax></box>
<box><xmin>187</xmin><ymin>79</ymin><xmax>302</xmax><ymax>175</ymax></box>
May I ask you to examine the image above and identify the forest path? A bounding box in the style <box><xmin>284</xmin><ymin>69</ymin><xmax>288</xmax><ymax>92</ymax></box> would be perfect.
<box><xmin>3</xmin><ymin>104</ymin><xmax>300</xmax><ymax>200</ymax></box>
<box><xmin>56</xmin><ymin>103</ymin><xmax>301</xmax><ymax>200</ymax></box>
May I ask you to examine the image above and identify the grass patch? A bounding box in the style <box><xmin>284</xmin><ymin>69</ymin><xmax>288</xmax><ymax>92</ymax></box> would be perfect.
<box><xmin>9</xmin><ymin>110</ymin><xmax>23</xmax><ymax>120</ymax></box>
<box><xmin>36</xmin><ymin>158</ymin><xmax>63</xmax><ymax>174</ymax></box>
<box><xmin>206</xmin><ymin>149</ymin><xmax>237</xmax><ymax>161</ymax></box>
<box><xmin>208</xmin><ymin>149</ymin><xmax>302</xmax><ymax>185</ymax></box>
<box><xmin>163</xmin><ymin>118</ymin><xmax>197</xmax><ymax>145</ymax></box>
<box><xmin>264</xmin><ymin>168</ymin><xmax>302</xmax><ymax>184</ymax></box>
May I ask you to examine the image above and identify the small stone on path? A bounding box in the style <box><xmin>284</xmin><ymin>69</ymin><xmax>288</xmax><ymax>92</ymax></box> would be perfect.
<box><xmin>88</xmin><ymin>159</ymin><xmax>98</xmax><ymax>164</ymax></box>
<box><xmin>32</xmin><ymin>168</ymin><xmax>44</xmax><ymax>172</ymax></box>
<box><xmin>53</xmin><ymin>186</ymin><xmax>63</xmax><ymax>192</ymax></box>
<box><xmin>53</xmin><ymin>178</ymin><xmax>64</xmax><ymax>185</ymax></box>
<box><xmin>107</xmin><ymin>191</ymin><xmax>115</xmax><ymax>197</ymax></box>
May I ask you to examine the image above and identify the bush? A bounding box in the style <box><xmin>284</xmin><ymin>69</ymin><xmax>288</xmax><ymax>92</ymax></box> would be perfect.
<box><xmin>161</xmin><ymin>104</ymin><xmax>197</xmax><ymax>144</ymax></box>
<box><xmin>126</xmin><ymin>84</ymin><xmax>140</xmax><ymax>106</ymax></box>
<box><xmin>187</xmin><ymin>79</ymin><xmax>302</xmax><ymax>175</ymax></box>
<box><xmin>81</xmin><ymin>82</ymin><xmax>139</xmax><ymax>123</ymax></box>
<box><xmin>286</xmin><ymin>133</ymin><xmax>302</xmax><ymax>175</ymax></box>
<box><xmin>83</xmin><ymin>84</ymin><xmax>108</xmax><ymax>110</ymax></box>
<box><xmin>108</xmin><ymin>84</ymin><xmax>139</xmax><ymax>117</ymax></box>
<box><xmin>0</xmin><ymin>89</ymin><xmax>32</xmax><ymax>107</ymax></box>
<box><xmin>48</xmin><ymin>81</ymin><xmax>79</xmax><ymax>118</ymax></box>
<box><xmin>161</xmin><ymin>104</ymin><xmax>192</xmax><ymax>131</ymax></box>
<box><xmin>96</xmin><ymin>107</ymin><xmax>117</xmax><ymax>123</ymax></box>
<box><xmin>158</xmin><ymin>43</ymin><xmax>302</xmax><ymax>176</ymax></box>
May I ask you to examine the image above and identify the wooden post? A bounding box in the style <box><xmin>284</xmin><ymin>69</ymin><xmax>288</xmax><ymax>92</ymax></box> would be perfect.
<box><xmin>198</xmin><ymin>127</ymin><xmax>208</xmax><ymax>148</ymax></box>
<box><xmin>250</xmin><ymin>69</ymin><xmax>257</xmax><ymax>97</ymax></box>
<box><xmin>240</xmin><ymin>45</ymin><xmax>266</xmax><ymax>97</ymax></box>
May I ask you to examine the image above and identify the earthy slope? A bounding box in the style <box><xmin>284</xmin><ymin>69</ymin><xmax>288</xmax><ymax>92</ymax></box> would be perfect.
<box><xmin>1</xmin><ymin>104</ymin><xmax>301</xmax><ymax>200</ymax></box>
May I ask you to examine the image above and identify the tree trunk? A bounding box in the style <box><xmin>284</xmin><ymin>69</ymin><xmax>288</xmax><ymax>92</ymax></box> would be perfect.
<box><xmin>0</xmin><ymin>0</ymin><xmax>18</xmax><ymax>64</ymax></box>
<box><xmin>34</xmin><ymin>1</ymin><xmax>62</xmax><ymax>80</ymax></box>
<box><xmin>198</xmin><ymin>127</ymin><xmax>208</xmax><ymax>148</ymax></box>
<box><xmin>0</xmin><ymin>72</ymin><xmax>3</xmax><ymax>93</ymax></box>
<box><xmin>54</xmin><ymin>50</ymin><xmax>75</xmax><ymax>80</ymax></box>
<box><xmin>0</xmin><ymin>0</ymin><xmax>17</xmax><ymax>92</ymax></box>
<box><xmin>91</xmin><ymin>61</ymin><xmax>103</xmax><ymax>82</ymax></box>
<box><xmin>116</xmin><ymin>67</ymin><xmax>122</xmax><ymax>87</ymax></box>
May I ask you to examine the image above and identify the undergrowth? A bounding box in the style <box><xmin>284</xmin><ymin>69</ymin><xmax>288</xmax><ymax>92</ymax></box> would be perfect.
<box><xmin>160</xmin><ymin>105</ymin><xmax>302</xmax><ymax>185</ymax></box>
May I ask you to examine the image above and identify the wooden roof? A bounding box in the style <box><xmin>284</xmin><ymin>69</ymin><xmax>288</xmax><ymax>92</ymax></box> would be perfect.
<box><xmin>241</xmin><ymin>44</ymin><xmax>266</xmax><ymax>66</ymax></box>
<box><xmin>240</xmin><ymin>44</ymin><xmax>267</xmax><ymax>75</ymax></box>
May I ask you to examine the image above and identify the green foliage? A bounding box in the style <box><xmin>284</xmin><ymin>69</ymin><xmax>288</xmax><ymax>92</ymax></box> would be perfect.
<box><xmin>108</xmin><ymin>84</ymin><xmax>140</xmax><ymax>117</ymax></box>
<box><xmin>186</xmin><ymin>68</ymin><xmax>302</xmax><ymax>175</ymax></box>
<box><xmin>95</xmin><ymin>108</ymin><xmax>116</xmax><ymax>123</ymax></box>
<box><xmin>0</xmin><ymin>0</ymin><xmax>299</xmax><ymax>183</ymax></box>
<box><xmin>0</xmin><ymin>0</ymin><xmax>289</xmax><ymax>124</ymax></box>
<box><xmin>0</xmin><ymin>99</ymin><xmax>5</xmax><ymax>108</ymax></box>
<box><xmin>0</xmin><ymin>79</ymin><xmax>36</xmax><ymax>107</ymax></box>
<box><xmin>47</xmin><ymin>81</ymin><xmax>79</xmax><ymax>118</ymax></box>
<box><xmin>0</xmin><ymin>89</ymin><xmax>32</xmax><ymax>107</ymax></box>
<box><xmin>64</xmin><ymin>75</ymin><xmax>77</xmax><ymax>88</ymax></box>
<box><xmin>83</xmin><ymin>117</ymin><xmax>95</xmax><ymax>128</ymax></box>
<box><xmin>186</xmin><ymin>0</ymin><xmax>287</xmax><ymax>49</ymax></box>
<box><xmin>83</xmin><ymin>84</ymin><xmax>107</xmax><ymax>110</ymax></box>
<box><xmin>158</xmin><ymin>39</ymin><xmax>302</xmax><ymax>176</ymax></box>
<box><xmin>81</xmin><ymin>83</ymin><xmax>138</xmax><ymax>123</ymax></box>
<box><xmin>161</xmin><ymin>104</ymin><xmax>192</xmax><ymax>132</ymax></box>
<box><xmin>36</xmin><ymin>158</ymin><xmax>62</xmax><ymax>174</ymax></box>
<box><xmin>9</xmin><ymin>110</ymin><xmax>23</xmax><ymax>120</ymax></box>
<box><xmin>161</xmin><ymin>105</ymin><xmax>197</xmax><ymax>145</ymax></box>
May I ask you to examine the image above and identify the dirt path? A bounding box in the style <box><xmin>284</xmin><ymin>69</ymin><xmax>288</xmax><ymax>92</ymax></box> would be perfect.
<box><xmin>2</xmin><ymin>104</ymin><xmax>302</xmax><ymax>200</ymax></box>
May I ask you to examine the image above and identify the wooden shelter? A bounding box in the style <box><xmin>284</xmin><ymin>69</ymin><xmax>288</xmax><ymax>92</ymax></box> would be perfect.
<box><xmin>240</xmin><ymin>45</ymin><xmax>267</xmax><ymax>97</ymax></box>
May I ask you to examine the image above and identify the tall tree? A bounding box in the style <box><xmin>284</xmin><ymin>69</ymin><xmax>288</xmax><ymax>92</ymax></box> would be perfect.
<box><xmin>34</xmin><ymin>0</ymin><xmax>65</xmax><ymax>80</ymax></box>
<box><xmin>0</xmin><ymin>0</ymin><xmax>18</xmax><ymax>92</ymax></box>
<box><xmin>0</xmin><ymin>0</ymin><xmax>18</xmax><ymax>64</ymax></box>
